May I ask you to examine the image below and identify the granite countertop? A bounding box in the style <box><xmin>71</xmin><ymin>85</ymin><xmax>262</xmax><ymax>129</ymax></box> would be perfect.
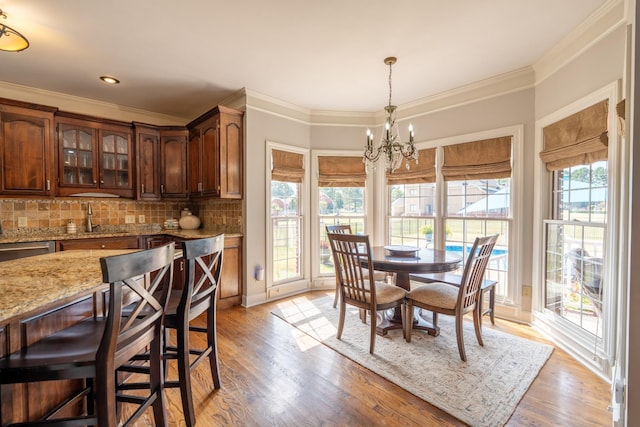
<box><xmin>0</xmin><ymin>247</ymin><xmax>187</xmax><ymax>325</ymax></box>
<box><xmin>0</xmin><ymin>249</ymin><xmax>134</xmax><ymax>324</ymax></box>
<box><xmin>0</xmin><ymin>227</ymin><xmax>242</xmax><ymax>244</ymax></box>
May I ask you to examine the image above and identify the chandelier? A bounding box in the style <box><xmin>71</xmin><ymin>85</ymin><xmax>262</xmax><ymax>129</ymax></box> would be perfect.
<box><xmin>0</xmin><ymin>9</ymin><xmax>29</xmax><ymax>52</ymax></box>
<box><xmin>363</xmin><ymin>56</ymin><xmax>417</xmax><ymax>173</ymax></box>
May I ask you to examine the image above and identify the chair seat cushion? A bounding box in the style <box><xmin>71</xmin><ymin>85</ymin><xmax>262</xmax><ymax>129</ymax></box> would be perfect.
<box><xmin>408</xmin><ymin>282</ymin><xmax>459</xmax><ymax>309</ymax></box>
<box><xmin>374</xmin><ymin>282</ymin><xmax>407</xmax><ymax>304</ymax></box>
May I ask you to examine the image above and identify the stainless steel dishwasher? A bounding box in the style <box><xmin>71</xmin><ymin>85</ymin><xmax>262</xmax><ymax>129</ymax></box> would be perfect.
<box><xmin>0</xmin><ymin>241</ymin><xmax>56</xmax><ymax>262</ymax></box>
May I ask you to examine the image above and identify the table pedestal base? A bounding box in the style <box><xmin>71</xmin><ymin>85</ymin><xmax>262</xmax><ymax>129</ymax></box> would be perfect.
<box><xmin>375</xmin><ymin>308</ymin><xmax>440</xmax><ymax>337</ymax></box>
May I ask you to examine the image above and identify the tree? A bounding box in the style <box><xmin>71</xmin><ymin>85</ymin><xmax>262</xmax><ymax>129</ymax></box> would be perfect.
<box><xmin>592</xmin><ymin>166</ymin><xmax>607</xmax><ymax>186</ymax></box>
<box><xmin>570</xmin><ymin>167</ymin><xmax>590</xmax><ymax>183</ymax></box>
<box><xmin>391</xmin><ymin>187</ymin><xmax>404</xmax><ymax>203</ymax></box>
<box><xmin>272</xmin><ymin>181</ymin><xmax>294</xmax><ymax>198</ymax></box>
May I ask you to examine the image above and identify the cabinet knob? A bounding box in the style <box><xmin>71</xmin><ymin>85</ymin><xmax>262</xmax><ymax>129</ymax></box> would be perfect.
<box><xmin>100</xmin><ymin>180</ymin><xmax>104</xmax><ymax>184</ymax></box>
<box><xmin>100</xmin><ymin>244</ymin><xmax>106</xmax><ymax>249</ymax></box>
<box><xmin>93</xmin><ymin>180</ymin><xmax>97</xmax><ymax>184</ymax></box>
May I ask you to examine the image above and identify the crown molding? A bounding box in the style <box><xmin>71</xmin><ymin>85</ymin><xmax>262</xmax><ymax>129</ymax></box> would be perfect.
<box><xmin>533</xmin><ymin>0</ymin><xmax>625</xmax><ymax>85</ymax></box>
<box><xmin>392</xmin><ymin>67</ymin><xmax>535</xmax><ymax>122</ymax></box>
<box><xmin>0</xmin><ymin>80</ymin><xmax>189</xmax><ymax>125</ymax></box>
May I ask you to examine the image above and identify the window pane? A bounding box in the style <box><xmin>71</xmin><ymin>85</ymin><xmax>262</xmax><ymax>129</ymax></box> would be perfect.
<box><xmin>555</xmin><ymin>162</ymin><xmax>607</xmax><ymax>222</ymax></box>
<box><xmin>272</xmin><ymin>180</ymin><xmax>302</xmax><ymax>283</ymax></box>
<box><xmin>448</xmin><ymin>179</ymin><xmax>510</xmax><ymax>218</ymax></box>
<box><xmin>444</xmin><ymin>177</ymin><xmax>511</xmax><ymax>298</ymax></box>
<box><xmin>387</xmin><ymin>183</ymin><xmax>436</xmax><ymax>247</ymax></box>
<box><xmin>319</xmin><ymin>187</ymin><xmax>365</xmax><ymax>276</ymax></box>
<box><xmin>544</xmin><ymin>222</ymin><xmax>604</xmax><ymax>337</ymax></box>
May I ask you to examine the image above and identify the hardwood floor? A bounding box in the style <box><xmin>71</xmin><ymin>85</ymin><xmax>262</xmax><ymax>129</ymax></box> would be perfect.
<box><xmin>130</xmin><ymin>291</ymin><xmax>612</xmax><ymax>426</ymax></box>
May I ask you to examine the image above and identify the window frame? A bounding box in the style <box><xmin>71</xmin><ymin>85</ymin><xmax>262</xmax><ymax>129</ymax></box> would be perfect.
<box><xmin>265</xmin><ymin>142</ymin><xmax>310</xmax><ymax>297</ymax></box>
<box><xmin>311</xmin><ymin>149</ymin><xmax>374</xmax><ymax>288</ymax></box>
<box><xmin>532</xmin><ymin>80</ymin><xmax>622</xmax><ymax>378</ymax></box>
<box><xmin>383</xmin><ymin>125</ymin><xmax>524</xmax><ymax>311</ymax></box>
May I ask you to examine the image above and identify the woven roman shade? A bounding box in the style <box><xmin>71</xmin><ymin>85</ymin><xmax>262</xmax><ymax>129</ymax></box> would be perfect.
<box><xmin>271</xmin><ymin>149</ymin><xmax>304</xmax><ymax>183</ymax></box>
<box><xmin>442</xmin><ymin>137</ymin><xmax>512</xmax><ymax>181</ymax></box>
<box><xmin>317</xmin><ymin>156</ymin><xmax>366</xmax><ymax>187</ymax></box>
<box><xmin>540</xmin><ymin>100</ymin><xmax>608</xmax><ymax>171</ymax></box>
<box><xmin>386</xmin><ymin>148</ymin><xmax>436</xmax><ymax>184</ymax></box>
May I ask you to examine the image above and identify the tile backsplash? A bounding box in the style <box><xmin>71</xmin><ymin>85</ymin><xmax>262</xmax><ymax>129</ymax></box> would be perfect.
<box><xmin>0</xmin><ymin>197</ymin><xmax>243</xmax><ymax>235</ymax></box>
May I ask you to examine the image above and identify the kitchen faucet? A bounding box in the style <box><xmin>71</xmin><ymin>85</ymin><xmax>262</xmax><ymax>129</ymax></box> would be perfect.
<box><xmin>87</xmin><ymin>203</ymin><xmax>99</xmax><ymax>232</ymax></box>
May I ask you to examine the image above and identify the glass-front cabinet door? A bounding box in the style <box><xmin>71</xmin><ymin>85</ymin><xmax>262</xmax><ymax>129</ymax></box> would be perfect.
<box><xmin>99</xmin><ymin>128</ymin><xmax>131</xmax><ymax>190</ymax></box>
<box><xmin>57</xmin><ymin>120</ymin><xmax>98</xmax><ymax>192</ymax></box>
<box><xmin>56</xmin><ymin>116</ymin><xmax>134</xmax><ymax>197</ymax></box>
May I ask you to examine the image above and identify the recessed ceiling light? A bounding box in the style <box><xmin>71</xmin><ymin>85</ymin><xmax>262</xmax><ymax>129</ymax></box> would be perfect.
<box><xmin>100</xmin><ymin>76</ymin><xmax>120</xmax><ymax>84</ymax></box>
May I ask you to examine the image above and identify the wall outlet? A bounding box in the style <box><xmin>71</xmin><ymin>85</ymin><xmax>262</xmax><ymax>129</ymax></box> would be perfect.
<box><xmin>125</xmin><ymin>215</ymin><xmax>135</xmax><ymax>224</ymax></box>
<box><xmin>17</xmin><ymin>216</ymin><xmax>28</xmax><ymax>228</ymax></box>
<box><xmin>138</xmin><ymin>215</ymin><xmax>146</xmax><ymax>223</ymax></box>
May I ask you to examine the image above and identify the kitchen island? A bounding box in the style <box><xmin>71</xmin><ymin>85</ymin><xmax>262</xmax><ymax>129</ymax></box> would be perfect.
<box><xmin>0</xmin><ymin>249</ymin><xmax>163</xmax><ymax>423</ymax></box>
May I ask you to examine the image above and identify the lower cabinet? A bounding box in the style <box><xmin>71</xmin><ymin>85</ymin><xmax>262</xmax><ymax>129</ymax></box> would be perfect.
<box><xmin>220</xmin><ymin>236</ymin><xmax>242</xmax><ymax>309</ymax></box>
<box><xmin>143</xmin><ymin>234</ymin><xmax>242</xmax><ymax>308</ymax></box>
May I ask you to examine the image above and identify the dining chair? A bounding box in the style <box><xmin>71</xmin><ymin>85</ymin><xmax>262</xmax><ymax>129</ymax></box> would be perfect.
<box><xmin>326</xmin><ymin>225</ymin><xmax>387</xmax><ymax>310</ymax></box>
<box><xmin>326</xmin><ymin>224</ymin><xmax>354</xmax><ymax>308</ymax></box>
<box><xmin>405</xmin><ymin>234</ymin><xmax>498</xmax><ymax>361</ymax></box>
<box><xmin>327</xmin><ymin>232</ymin><xmax>407</xmax><ymax>353</ymax></box>
<box><xmin>0</xmin><ymin>243</ymin><xmax>175</xmax><ymax>426</ymax></box>
<box><xmin>409</xmin><ymin>272</ymin><xmax>498</xmax><ymax>328</ymax></box>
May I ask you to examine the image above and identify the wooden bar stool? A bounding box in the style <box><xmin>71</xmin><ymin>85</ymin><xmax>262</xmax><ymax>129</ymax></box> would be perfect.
<box><xmin>0</xmin><ymin>243</ymin><xmax>175</xmax><ymax>426</ymax></box>
<box><xmin>166</xmin><ymin>235</ymin><xmax>224</xmax><ymax>426</ymax></box>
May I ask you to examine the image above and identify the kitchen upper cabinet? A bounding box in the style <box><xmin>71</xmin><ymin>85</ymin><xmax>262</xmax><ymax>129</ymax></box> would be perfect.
<box><xmin>160</xmin><ymin>128</ymin><xmax>188</xmax><ymax>199</ymax></box>
<box><xmin>55</xmin><ymin>113</ymin><xmax>134</xmax><ymax>198</ymax></box>
<box><xmin>187</xmin><ymin>105</ymin><xmax>243</xmax><ymax>199</ymax></box>
<box><xmin>135</xmin><ymin>123</ymin><xmax>161</xmax><ymax>200</ymax></box>
<box><xmin>0</xmin><ymin>100</ymin><xmax>56</xmax><ymax>196</ymax></box>
<box><xmin>135</xmin><ymin>123</ymin><xmax>188</xmax><ymax>200</ymax></box>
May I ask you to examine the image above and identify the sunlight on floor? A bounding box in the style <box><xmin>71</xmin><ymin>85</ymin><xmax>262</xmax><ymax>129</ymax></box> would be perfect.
<box><xmin>276</xmin><ymin>295</ymin><xmax>344</xmax><ymax>351</ymax></box>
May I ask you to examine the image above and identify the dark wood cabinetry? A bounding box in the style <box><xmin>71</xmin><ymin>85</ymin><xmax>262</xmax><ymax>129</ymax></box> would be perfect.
<box><xmin>0</xmin><ymin>100</ymin><xmax>56</xmax><ymax>196</ymax></box>
<box><xmin>187</xmin><ymin>106</ymin><xmax>243</xmax><ymax>199</ymax></box>
<box><xmin>144</xmin><ymin>235</ymin><xmax>185</xmax><ymax>290</ymax></box>
<box><xmin>220</xmin><ymin>235</ymin><xmax>242</xmax><ymax>309</ymax></box>
<box><xmin>160</xmin><ymin>128</ymin><xmax>188</xmax><ymax>199</ymax></box>
<box><xmin>55</xmin><ymin>113</ymin><xmax>134</xmax><ymax>198</ymax></box>
<box><xmin>135</xmin><ymin>123</ymin><xmax>188</xmax><ymax>200</ymax></box>
<box><xmin>56</xmin><ymin>236</ymin><xmax>141</xmax><ymax>251</ymax></box>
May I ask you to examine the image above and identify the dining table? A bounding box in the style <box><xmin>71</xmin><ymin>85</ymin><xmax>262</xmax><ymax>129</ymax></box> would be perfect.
<box><xmin>366</xmin><ymin>245</ymin><xmax>463</xmax><ymax>336</ymax></box>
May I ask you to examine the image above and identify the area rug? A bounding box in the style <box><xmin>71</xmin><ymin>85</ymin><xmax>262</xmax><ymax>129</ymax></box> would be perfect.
<box><xmin>272</xmin><ymin>295</ymin><xmax>553</xmax><ymax>427</ymax></box>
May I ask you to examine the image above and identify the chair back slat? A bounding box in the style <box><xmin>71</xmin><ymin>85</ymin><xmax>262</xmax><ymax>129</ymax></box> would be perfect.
<box><xmin>327</xmin><ymin>233</ymin><xmax>376</xmax><ymax>308</ymax></box>
<box><xmin>181</xmin><ymin>235</ymin><xmax>225</xmax><ymax>320</ymax></box>
<box><xmin>326</xmin><ymin>224</ymin><xmax>352</xmax><ymax>234</ymax></box>
<box><xmin>99</xmin><ymin>243</ymin><xmax>175</xmax><ymax>366</ymax></box>
<box><xmin>458</xmin><ymin>235</ymin><xmax>498</xmax><ymax>312</ymax></box>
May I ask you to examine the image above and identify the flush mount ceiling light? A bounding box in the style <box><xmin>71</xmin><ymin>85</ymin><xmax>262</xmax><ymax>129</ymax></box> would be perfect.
<box><xmin>100</xmin><ymin>76</ymin><xmax>120</xmax><ymax>84</ymax></box>
<box><xmin>363</xmin><ymin>56</ymin><xmax>417</xmax><ymax>173</ymax></box>
<box><xmin>0</xmin><ymin>9</ymin><xmax>29</xmax><ymax>52</ymax></box>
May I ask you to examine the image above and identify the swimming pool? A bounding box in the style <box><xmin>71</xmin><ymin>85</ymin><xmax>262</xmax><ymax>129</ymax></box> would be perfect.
<box><xmin>446</xmin><ymin>245</ymin><xmax>508</xmax><ymax>269</ymax></box>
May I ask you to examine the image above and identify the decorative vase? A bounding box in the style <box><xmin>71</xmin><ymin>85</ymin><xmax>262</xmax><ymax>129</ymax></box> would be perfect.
<box><xmin>179</xmin><ymin>213</ymin><xmax>201</xmax><ymax>230</ymax></box>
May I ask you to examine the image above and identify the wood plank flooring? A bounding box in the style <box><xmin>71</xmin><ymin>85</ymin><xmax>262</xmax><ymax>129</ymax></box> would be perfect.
<box><xmin>130</xmin><ymin>291</ymin><xmax>612</xmax><ymax>426</ymax></box>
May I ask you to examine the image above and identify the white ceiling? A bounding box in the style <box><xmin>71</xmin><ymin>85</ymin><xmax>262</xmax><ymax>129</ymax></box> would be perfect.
<box><xmin>0</xmin><ymin>0</ymin><xmax>608</xmax><ymax>120</ymax></box>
